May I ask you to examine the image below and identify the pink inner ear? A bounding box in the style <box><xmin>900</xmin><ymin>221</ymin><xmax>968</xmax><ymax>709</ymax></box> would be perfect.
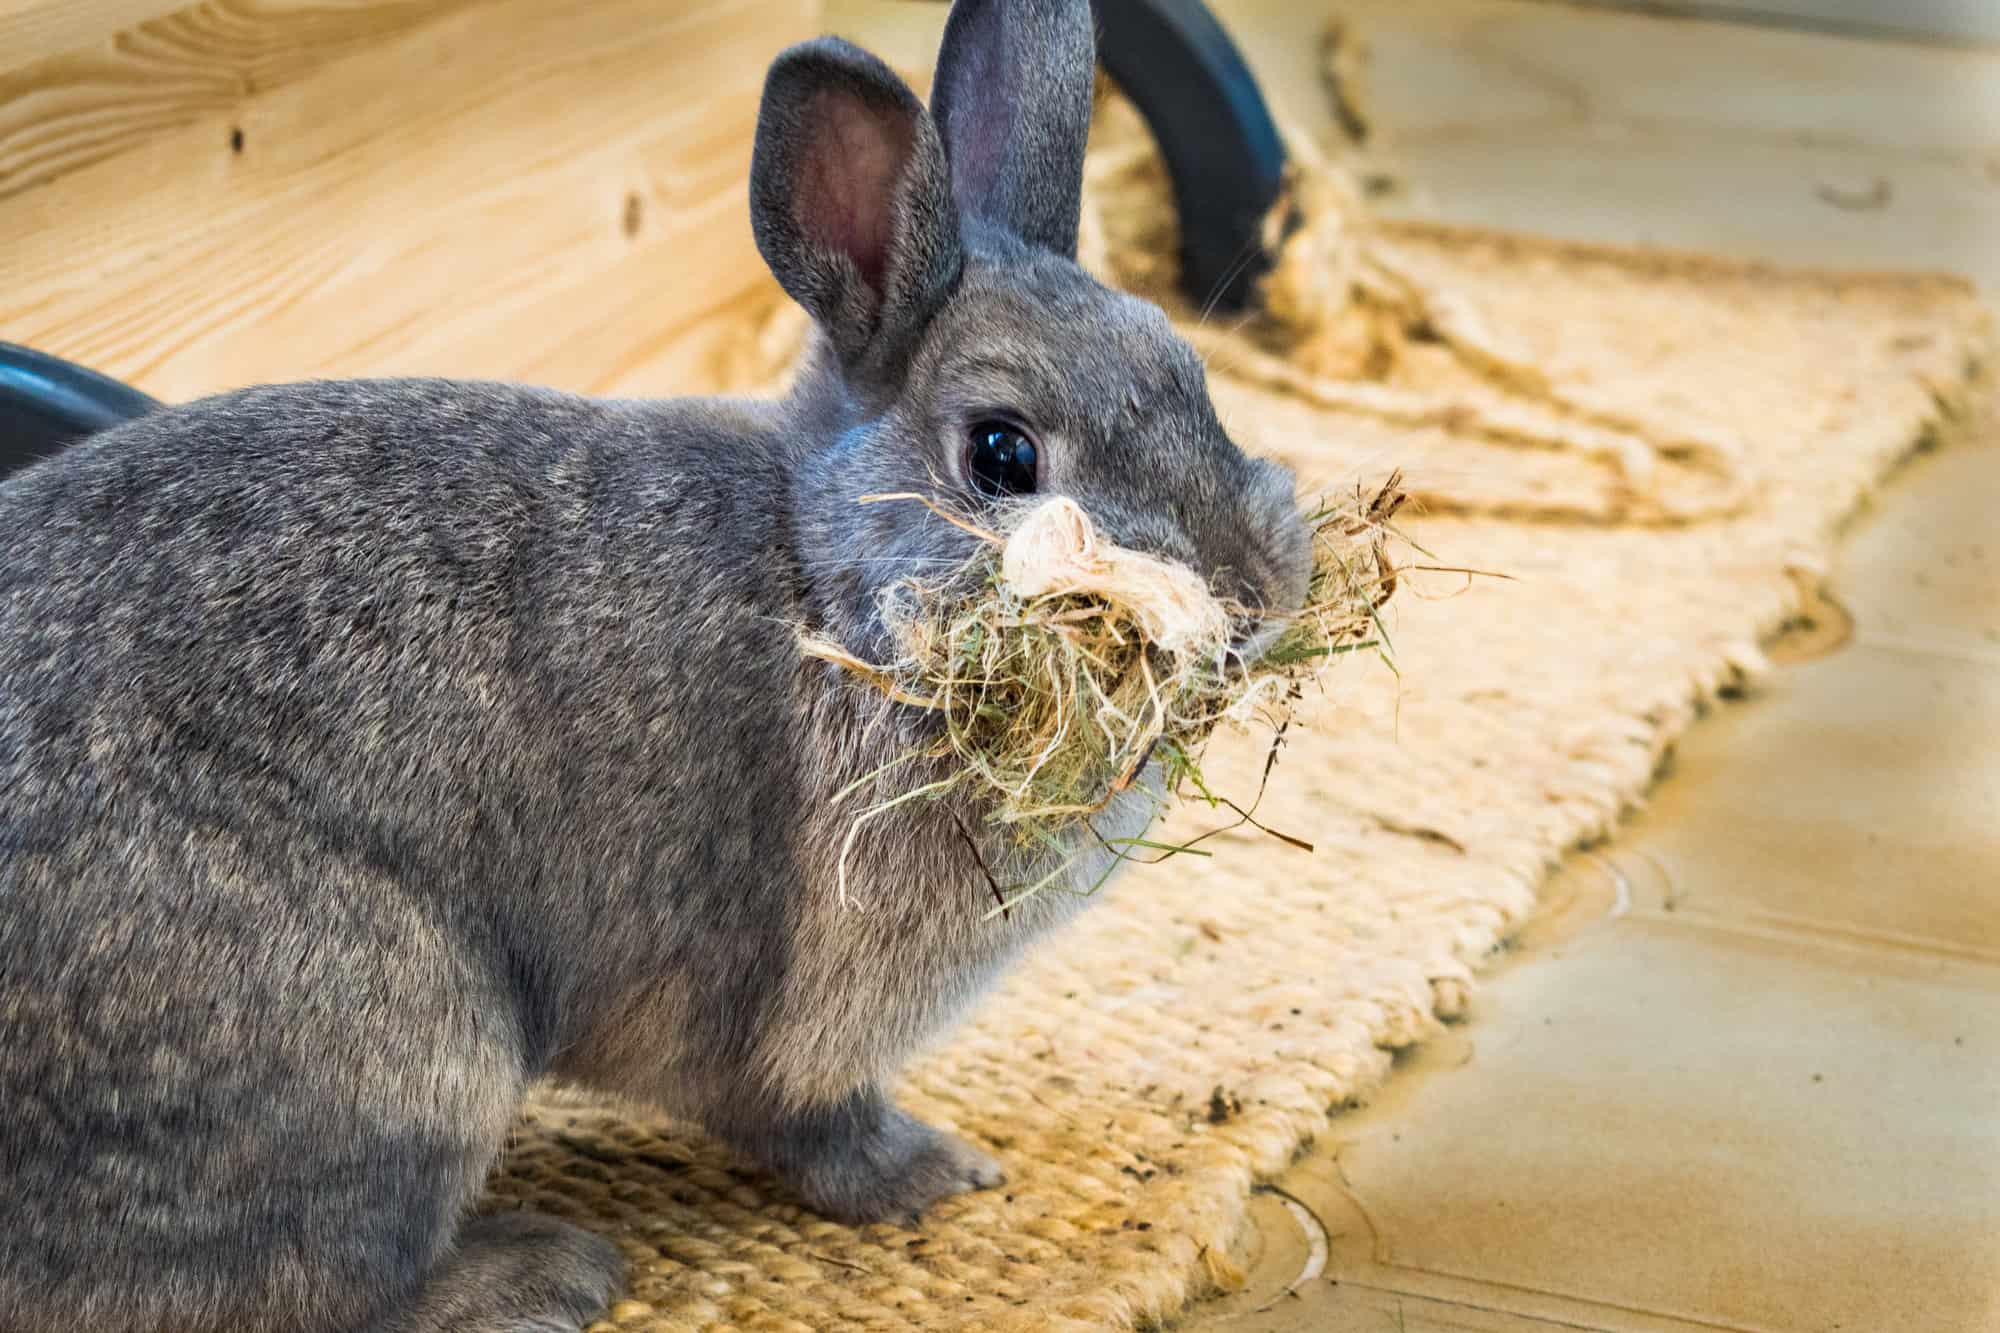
<box><xmin>797</xmin><ymin>91</ymin><xmax>914</xmax><ymax>296</ymax></box>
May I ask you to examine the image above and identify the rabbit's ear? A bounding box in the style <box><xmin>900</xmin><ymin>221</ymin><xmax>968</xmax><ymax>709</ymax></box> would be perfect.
<box><xmin>751</xmin><ymin>38</ymin><xmax>962</xmax><ymax>368</ymax></box>
<box><xmin>931</xmin><ymin>0</ymin><xmax>1096</xmax><ymax>259</ymax></box>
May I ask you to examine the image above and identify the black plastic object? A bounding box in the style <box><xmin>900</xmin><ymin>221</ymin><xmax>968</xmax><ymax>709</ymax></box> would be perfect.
<box><xmin>0</xmin><ymin>342</ymin><xmax>159</xmax><ymax>481</ymax></box>
<box><xmin>1092</xmin><ymin>0</ymin><xmax>1288</xmax><ymax>314</ymax></box>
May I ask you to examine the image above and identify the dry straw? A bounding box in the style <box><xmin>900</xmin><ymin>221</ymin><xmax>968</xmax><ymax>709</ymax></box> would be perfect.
<box><xmin>800</xmin><ymin>476</ymin><xmax>1409</xmax><ymax>913</ymax></box>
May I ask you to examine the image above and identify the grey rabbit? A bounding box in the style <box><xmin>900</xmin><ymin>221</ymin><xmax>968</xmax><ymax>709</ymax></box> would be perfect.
<box><xmin>0</xmin><ymin>0</ymin><xmax>1311</xmax><ymax>1329</ymax></box>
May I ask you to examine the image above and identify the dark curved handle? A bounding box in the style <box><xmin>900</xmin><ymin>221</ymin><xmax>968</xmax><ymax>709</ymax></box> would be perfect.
<box><xmin>0</xmin><ymin>342</ymin><xmax>160</xmax><ymax>480</ymax></box>
<box><xmin>1092</xmin><ymin>0</ymin><xmax>1288</xmax><ymax>314</ymax></box>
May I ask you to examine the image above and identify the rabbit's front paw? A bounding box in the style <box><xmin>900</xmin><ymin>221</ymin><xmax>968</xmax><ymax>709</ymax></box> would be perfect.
<box><xmin>773</xmin><ymin>1095</ymin><xmax>1006</xmax><ymax>1227</ymax></box>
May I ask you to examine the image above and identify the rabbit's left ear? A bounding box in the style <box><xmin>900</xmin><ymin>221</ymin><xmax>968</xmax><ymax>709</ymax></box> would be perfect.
<box><xmin>750</xmin><ymin>37</ymin><xmax>963</xmax><ymax>369</ymax></box>
<box><xmin>930</xmin><ymin>0</ymin><xmax>1097</xmax><ymax>259</ymax></box>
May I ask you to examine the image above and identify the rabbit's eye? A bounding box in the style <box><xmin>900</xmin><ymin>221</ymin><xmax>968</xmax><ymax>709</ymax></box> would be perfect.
<box><xmin>966</xmin><ymin>420</ymin><xmax>1038</xmax><ymax>499</ymax></box>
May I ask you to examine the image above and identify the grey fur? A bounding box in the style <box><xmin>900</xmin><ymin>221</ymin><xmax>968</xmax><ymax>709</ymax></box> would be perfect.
<box><xmin>931</xmin><ymin>0</ymin><xmax>1097</xmax><ymax>258</ymax></box>
<box><xmin>0</xmin><ymin>3</ymin><xmax>1310</xmax><ymax>1330</ymax></box>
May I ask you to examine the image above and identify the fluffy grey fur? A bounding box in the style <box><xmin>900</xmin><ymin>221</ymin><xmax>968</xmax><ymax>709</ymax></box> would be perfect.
<box><xmin>0</xmin><ymin>2</ymin><xmax>1311</xmax><ymax>1329</ymax></box>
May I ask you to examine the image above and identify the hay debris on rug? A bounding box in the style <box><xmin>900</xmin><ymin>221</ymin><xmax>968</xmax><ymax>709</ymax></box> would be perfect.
<box><xmin>1074</xmin><ymin>81</ymin><xmax>1750</xmax><ymax>523</ymax></box>
<box><xmin>798</xmin><ymin>479</ymin><xmax>1408</xmax><ymax>911</ymax></box>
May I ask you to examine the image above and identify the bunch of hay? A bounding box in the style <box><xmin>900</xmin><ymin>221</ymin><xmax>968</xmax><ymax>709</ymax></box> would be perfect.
<box><xmin>801</xmin><ymin>476</ymin><xmax>1407</xmax><ymax>910</ymax></box>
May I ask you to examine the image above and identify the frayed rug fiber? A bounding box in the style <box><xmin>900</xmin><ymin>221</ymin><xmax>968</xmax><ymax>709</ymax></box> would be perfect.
<box><xmin>490</xmin><ymin>222</ymin><xmax>1987</xmax><ymax>1332</ymax></box>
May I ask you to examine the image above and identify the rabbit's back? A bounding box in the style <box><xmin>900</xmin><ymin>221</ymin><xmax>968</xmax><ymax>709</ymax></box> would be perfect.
<box><xmin>8</xmin><ymin>382</ymin><xmax>589</xmax><ymax>923</ymax></box>
<box><xmin>0</xmin><ymin>374</ymin><xmax>810</xmax><ymax>1015</ymax></box>
<box><xmin>0</xmin><ymin>376</ymin><xmax>798</xmax><ymax>862</ymax></box>
<box><xmin>3</xmin><ymin>378</ymin><xmax>634</xmax><ymax>755</ymax></box>
<box><xmin>0</xmin><ymin>378</ymin><xmax>806</xmax><ymax>1329</ymax></box>
<box><xmin>4</xmin><ymin>378</ymin><xmax>575</xmax><ymax>773</ymax></box>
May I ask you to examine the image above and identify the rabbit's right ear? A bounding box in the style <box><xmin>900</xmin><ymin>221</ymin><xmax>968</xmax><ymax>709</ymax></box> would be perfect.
<box><xmin>750</xmin><ymin>38</ymin><xmax>962</xmax><ymax>371</ymax></box>
<box><xmin>930</xmin><ymin>0</ymin><xmax>1095</xmax><ymax>259</ymax></box>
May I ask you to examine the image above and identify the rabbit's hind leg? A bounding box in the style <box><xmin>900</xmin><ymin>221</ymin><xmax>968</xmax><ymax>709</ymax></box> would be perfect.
<box><xmin>367</xmin><ymin>1213</ymin><xmax>624</xmax><ymax>1333</ymax></box>
<box><xmin>0</xmin><ymin>827</ymin><xmax>564</xmax><ymax>1333</ymax></box>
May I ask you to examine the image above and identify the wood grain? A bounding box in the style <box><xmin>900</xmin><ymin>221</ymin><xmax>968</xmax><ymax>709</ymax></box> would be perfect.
<box><xmin>0</xmin><ymin>2</ymin><xmax>188</xmax><ymax>76</ymax></box>
<box><xmin>0</xmin><ymin>0</ymin><xmax>814</xmax><ymax>401</ymax></box>
<box><xmin>0</xmin><ymin>0</ymin><xmax>496</xmax><ymax>201</ymax></box>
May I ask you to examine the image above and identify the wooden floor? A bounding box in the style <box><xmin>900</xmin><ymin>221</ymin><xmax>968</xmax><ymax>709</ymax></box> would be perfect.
<box><xmin>1174</xmin><ymin>2</ymin><xmax>1999</xmax><ymax>1329</ymax></box>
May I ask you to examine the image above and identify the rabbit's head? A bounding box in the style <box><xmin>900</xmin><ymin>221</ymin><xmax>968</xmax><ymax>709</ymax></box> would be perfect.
<box><xmin>753</xmin><ymin>0</ymin><xmax>1311</xmax><ymax>666</ymax></box>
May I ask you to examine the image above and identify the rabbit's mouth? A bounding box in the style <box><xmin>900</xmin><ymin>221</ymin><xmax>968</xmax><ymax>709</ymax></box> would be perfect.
<box><xmin>1214</xmin><ymin>555</ymin><xmax>1309</xmax><ymax>673</ymax></box>
<box><xmin>1227</xmin><ymin>616</ymin><xmax>1291</xmax><ymax>667</ymax></box>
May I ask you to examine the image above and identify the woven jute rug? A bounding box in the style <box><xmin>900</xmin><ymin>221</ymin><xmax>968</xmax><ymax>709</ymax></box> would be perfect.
<box><xmin>485</xmin><ymin>127</ymin><xmax>1990</xmax><ymax>1330</ymax></box>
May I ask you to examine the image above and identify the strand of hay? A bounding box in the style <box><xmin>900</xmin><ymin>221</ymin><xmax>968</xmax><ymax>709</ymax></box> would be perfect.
<box><xmin>1177</xmin><ymin>326</ymin><xmax>1752</xmax><ymax>525</ymax></box>
<box><xmin>800</xmin><ymin>478</ymin><xmax>1409</xmax><ymax>912</ymax></box>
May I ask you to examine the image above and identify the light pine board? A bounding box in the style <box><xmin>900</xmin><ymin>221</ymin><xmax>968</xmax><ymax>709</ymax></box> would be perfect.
<box><xmin>0</xmin><ymin>0</ymin><xmax>813</xmax><ymax>402</ymax></box>
<box><xmin>0</xmin><ymin>0</ymin><xmax>498</xmax><ymax>202</ymax></box>
<box><xmin>0</xmin><ymin>2</ymin><xmax>189</xmax><ymax>76</ymax></box>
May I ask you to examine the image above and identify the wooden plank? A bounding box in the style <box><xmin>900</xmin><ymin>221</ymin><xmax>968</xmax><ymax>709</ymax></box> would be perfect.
<box><xmin>0</xmin><ymin>0</ymin><xmax>494</xmax><ymax>201</ymax></box>
<box><xmin>0</xmin><ymin>0</ymin><xmax>814</xmax><ymax>401</ymax></box>
<box><xmin>0</xmin><ymin>2</ymin><xmax>188</xmax><ymax>75</ymax></box>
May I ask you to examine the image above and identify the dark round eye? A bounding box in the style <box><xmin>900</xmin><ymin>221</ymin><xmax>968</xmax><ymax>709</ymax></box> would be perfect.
<box><xmin>965</xmin><ymin>419</ymin><xmax>1038</xmax><ymax>499</ymax></box>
